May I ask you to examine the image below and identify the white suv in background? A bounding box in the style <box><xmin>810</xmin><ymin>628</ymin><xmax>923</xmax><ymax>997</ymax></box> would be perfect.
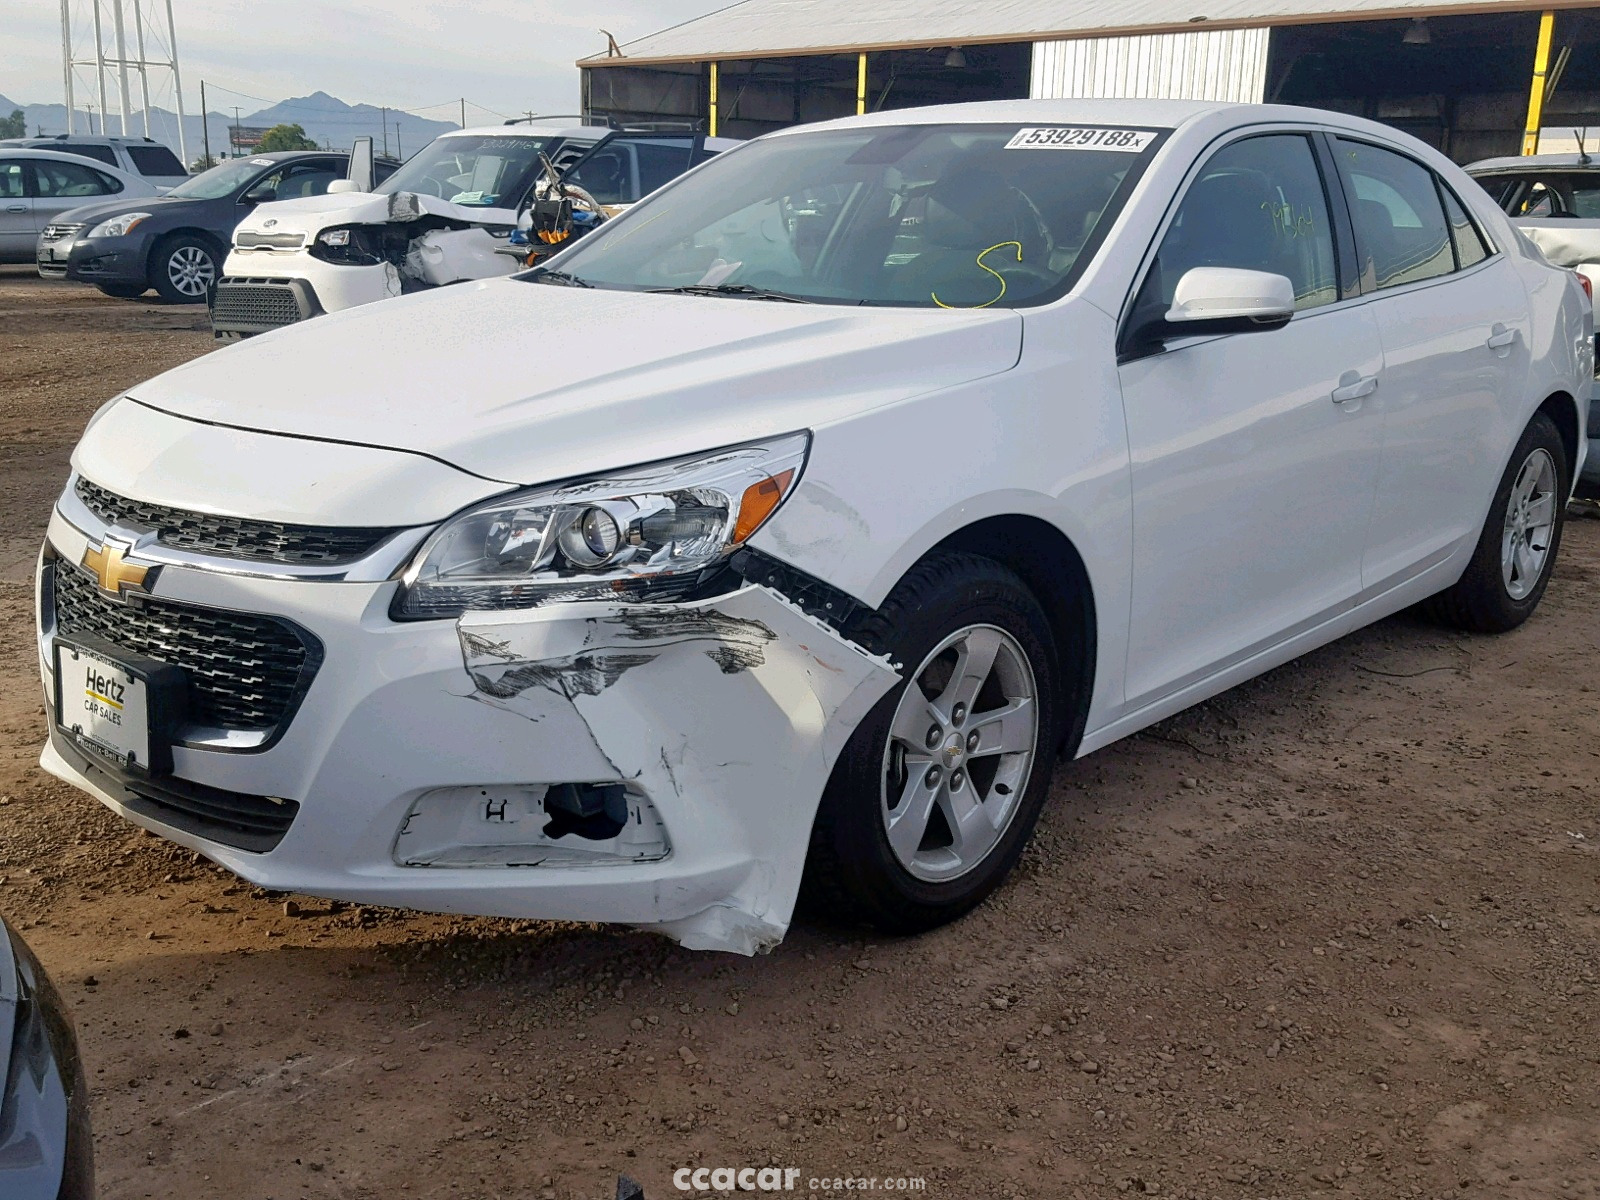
<box><xmin>0</xmin><ymin>134</ymin><xmax>189</xmax><ymax>188</ymax></box>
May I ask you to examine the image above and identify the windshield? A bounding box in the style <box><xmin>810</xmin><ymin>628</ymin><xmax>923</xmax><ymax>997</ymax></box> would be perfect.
<box><xmin>377</xmin><ymin>134</ymin><xmax>552</xmax><ymax>207</ymax></box>
<box><xmin>166</xmin><ymin>158</ymin><xmax>269</xmax><ymax>200</ymax></box>
<box><xmin>535</xmin><ymin>123</ymin><xmax>1164</xmax><ymax>307</ymax></box>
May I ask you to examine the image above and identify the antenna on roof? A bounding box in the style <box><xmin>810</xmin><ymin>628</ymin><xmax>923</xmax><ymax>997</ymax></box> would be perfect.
<box><xmin>1577</xmin><ymin>128</ymin><xmax>1591</xmax><ymax>164</ymax></box>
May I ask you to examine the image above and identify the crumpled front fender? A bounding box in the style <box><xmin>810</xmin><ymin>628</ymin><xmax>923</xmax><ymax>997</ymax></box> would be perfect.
<box><xmin>456</xmin><ymin>585</ymin><xmax>899</xmax><ymax>954</ymax></box>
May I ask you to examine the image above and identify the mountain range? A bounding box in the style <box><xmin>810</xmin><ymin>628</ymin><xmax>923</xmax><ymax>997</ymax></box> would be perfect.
<box><xmin>0</xmin><ymin>90</ymin><xmax>463</xmax><ymax>165</ymax></box>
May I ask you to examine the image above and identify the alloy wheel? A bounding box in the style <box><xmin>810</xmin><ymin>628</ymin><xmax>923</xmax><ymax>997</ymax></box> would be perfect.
<box><xmin>880</xmin><ymin>624</ymin><xmax>1039</xmax><ymax>883</ymax></box>
<box><xmin>166</xmin><ymin>245</ymin><xmax>215</xmax><ymax>298</ymax></box>
<box><xmin>1501</xmin><ymin>447</ymin><xmax>1557</xmax><ymax>600</ymax></box>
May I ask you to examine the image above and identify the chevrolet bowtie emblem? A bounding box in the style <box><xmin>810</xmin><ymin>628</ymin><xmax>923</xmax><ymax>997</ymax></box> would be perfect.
<box><xmin>82</xmin><ymin>540</ymin><xmax>154</xmax><ymax>598</ymax></box>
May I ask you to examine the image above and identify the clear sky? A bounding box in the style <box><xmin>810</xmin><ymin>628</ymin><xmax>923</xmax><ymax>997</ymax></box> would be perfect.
<box><xmin>4</xmin><ymin>0</ymin><xmax>722</xmax><ymax>118</ymax></box>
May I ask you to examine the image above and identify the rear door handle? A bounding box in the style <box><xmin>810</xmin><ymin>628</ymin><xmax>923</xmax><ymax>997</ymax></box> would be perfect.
<box><xmin>1331</xmin><ymin>373</ymin><xmax>1378</xmax><ymax>404</ymax></box>
<box><xmin>4</xmin><ymin>204</ymin><xmax>26</xmax><ymax>213</ymax></box>
<box><xmin>1487</xmin><ymin>324</ymin><xmax>1517</xmax><ymax>350</ymax></box>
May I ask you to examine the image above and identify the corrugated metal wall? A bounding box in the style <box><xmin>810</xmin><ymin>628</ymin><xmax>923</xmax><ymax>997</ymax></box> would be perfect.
<box><xmin>1031</xmin><ymin>28</ymin><xmax>1271</xmax><ymax>103</ymax></box>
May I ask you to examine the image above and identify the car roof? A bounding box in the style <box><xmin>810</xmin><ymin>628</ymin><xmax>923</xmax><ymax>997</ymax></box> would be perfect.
<box><xmin>0</xmin><ymin>145</ymin><xmax>148</xmax><ymax>174</ymax></box>
<box><xmin>1</xmin><ymin>133</ymin><xmax>169</xmax><ymax>146</ymax></box>
<box><xmin>1466</xmin><ymin>153</ymin><xmax>1600</xmax><ymax>173</ymax></box>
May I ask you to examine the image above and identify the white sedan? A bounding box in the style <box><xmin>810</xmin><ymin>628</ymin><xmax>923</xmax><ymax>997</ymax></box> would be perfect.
<box><xmin>36</xmin><ymin>99</ymin><xmax>1591</xmax><ymax>954</ymax></box>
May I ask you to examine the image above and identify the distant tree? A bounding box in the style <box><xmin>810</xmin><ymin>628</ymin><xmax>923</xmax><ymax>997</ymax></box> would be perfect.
<box><xmin>190</xmin><ymin>153</ymin><xmax>218</xmax><ymax>172</ymax></box>
<box><xmin>257</xmin><ymin>122</ymin><xmax>316</xmax><ymax>152</ymax></box>
<box><xmin>0</xmin><ymin>109</ymin><xmax>25</xmax><ymax>138</ymax></box>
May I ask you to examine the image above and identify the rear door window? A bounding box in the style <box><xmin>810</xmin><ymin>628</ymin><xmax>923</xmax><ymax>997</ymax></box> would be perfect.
<box><xmin>126</xmin><ymin>144</ymin><xmax>186</xmax><ymax>176</ymax></box>
<box><xmin>1337</xmin><ymin>139</ymin><xmax>1454</xmax><ymax>290</ymax></box>
<box><xmin>31</xmin><ymin>159</ymin><xmax>121</xmax><ymax>197</ymax></box>
<box><xmin>0</xmin><ymin>160</ymin><xmax>25</xmax><ymax>198</ymax></box>
<box><xmin>61</xmin><ymin>143</ymin><xmax>118</xmax><ymax>167</ymax></box>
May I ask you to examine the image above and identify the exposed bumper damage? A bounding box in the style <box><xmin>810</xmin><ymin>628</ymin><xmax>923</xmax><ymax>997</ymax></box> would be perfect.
<box><xmin>456</xmin><ymin>585</ymin><xmax>899</xmax><ymax>954</ymax></box>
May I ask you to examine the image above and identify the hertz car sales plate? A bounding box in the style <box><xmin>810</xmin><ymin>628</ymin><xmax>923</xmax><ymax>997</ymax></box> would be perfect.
<box><xmin>1005</xmin><ymin>127</ymin><xmax>1156</xmax><ymax>152</ymax></box>
<box><xmin>55</xmin><ymin>641</ymin><xmax>154</xmax><ymax>772</ymax></box>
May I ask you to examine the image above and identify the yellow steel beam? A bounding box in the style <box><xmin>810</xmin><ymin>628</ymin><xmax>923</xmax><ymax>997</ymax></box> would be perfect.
<box><xmin>1524</xmin><ymin>11</ymin><xmax>1555</xmax><ymax>155</ymax></box>
<box><xmin>857</xmin><ymin>52</ymin><xmax>868</xmax><ymax>115</ymax></box>
<box><xmin>709</xmin><ymin>60</ymin><xmax>719</xmax><ymax>136</ymax></box>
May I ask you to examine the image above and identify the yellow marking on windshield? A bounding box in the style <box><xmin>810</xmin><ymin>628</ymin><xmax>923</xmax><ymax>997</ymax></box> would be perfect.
<box><xmin>932</xmin><ymin>241</ymin><xmax>1024</xmax><ymax>310</ymax></box>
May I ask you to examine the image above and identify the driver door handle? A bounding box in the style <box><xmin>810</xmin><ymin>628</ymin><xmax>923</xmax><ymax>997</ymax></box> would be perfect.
<box><xmin>4</xmin><ymin>204</ymin><xmax>26</xmax><ymax>213</ymax></box>
<box><xmin>1331</xmin><ymin>373</ymin><xmax>1378</xmax><ymax>404</ymax></box>
<box><xmin>1487</xmin><ymin>324</ymin><xmax>1517</xmax><ymax>350</ymax></box>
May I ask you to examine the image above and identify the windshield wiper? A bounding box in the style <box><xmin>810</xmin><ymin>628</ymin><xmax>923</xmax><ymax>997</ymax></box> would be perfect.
<box><xmin>529</xmin><ymin>269</ymin><xmax>592</xmax><ymax>288</ymax></box>
<box><xmin>649</xmin><ymin>283</ymin><xmax>815</xmax><ymax>304</ymax></box>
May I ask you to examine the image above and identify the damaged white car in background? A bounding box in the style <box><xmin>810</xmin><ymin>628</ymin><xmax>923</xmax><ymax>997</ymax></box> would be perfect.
<box><xmin>210</xmin><ymin>122</ymin><xmax>734</xmax><ymax>339</ymax></box>
<box><xmin>37</xmin><ymin>99</ymin><xmax>1590</xmax><ymax>954</ymax></box>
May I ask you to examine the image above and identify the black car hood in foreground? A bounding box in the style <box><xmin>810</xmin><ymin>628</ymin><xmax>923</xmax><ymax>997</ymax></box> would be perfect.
<box><xmin>0</xmin><ymin>917</ymin><xmax>94</xmax><ymax>1199</ymax></box>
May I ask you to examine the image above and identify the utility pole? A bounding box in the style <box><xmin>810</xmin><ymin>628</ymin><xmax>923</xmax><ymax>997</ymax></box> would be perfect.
<box><xmin>396</xmin><ymin>124</ymin><xmax>402</xmax><ymax>158</ymax></box>
<box><xmin>132</xmin><ymin>0</ymin><xmax>152</xmax><ymax>137</ymax></box>
<box><xmin>380</xmin><ymin>106</ymin><xmax>389</xmax><ymax>156</ymax></box>
<box><xmin>233</xmin><ymin>106</ymin><xmax>241</xmax><ymax>157</ymax></box>
<box><xmin>200</xmin><ymin>79</ymin><xmax>211</xmax><ymax>167</ymax></box>
<box><xmin>460</xmin><ymin>97</ymin><xmax>466</xmax><ymax>129</ymax></box>
<box><xmin>91</xmin><ymin>1</ymin><xmax>109</xmax><ymax>139</ymax></box>
<box><xmin>59</xmin><ymin>0</ymin><xmax>75</xmax><ymax>134</ymax></box>
<box><xmin>111</xmin><ymin>0</ymin><xmax>134</xmax><ymax>134</ymax></box>
<box><xmin>164</xmin><ymin>0</ymin><xmax>188</xmax><ymax>165</ymax></box>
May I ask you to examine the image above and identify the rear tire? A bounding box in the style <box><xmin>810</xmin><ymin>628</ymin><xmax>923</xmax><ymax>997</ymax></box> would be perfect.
<box><xmin>150</xmin><ymin>235</ymin><xmax>218</xmax><ymax>304</ymax></box>
<box><xmin>95</xmin><ymin>283</ymin><xmax>146</xmax><ymax>299</ymax></box>
<box><xmin>802</xmin><ymin>553</ymin><xmax>1061</xmax><ymax>934</ymax></box>
<box><xmin>1426</xmin><ymin>411</ymin><xmax>1569</xmax><ymax>633</ymax></box>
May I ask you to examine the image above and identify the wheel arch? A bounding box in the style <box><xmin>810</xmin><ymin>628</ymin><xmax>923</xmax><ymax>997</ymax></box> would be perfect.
<box><xmin>920</xmin><ymin>514</ymin><xmax>1097</xmax><ymax>759</ymax></box>
<box><xmin>147</xmin><ymin>226</ymin><xmax>225</xmax><ymax>270</ymax></box>
<box><xmin>1535</xmin><ymin>389</ymin><xmax>1581</xmax><ymax>483</ymax></box>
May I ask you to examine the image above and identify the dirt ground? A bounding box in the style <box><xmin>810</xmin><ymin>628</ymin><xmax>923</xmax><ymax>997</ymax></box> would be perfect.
<box><xmin>1</xmin><ymin>263</ymin><xmax>1599</xmax><ymax>1200</ymax></box>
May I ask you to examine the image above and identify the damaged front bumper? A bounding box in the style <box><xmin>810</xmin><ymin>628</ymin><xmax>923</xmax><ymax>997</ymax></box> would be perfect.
<box><xmin>38</xmin><ymin>511</ymin><xmax>896</xmax><ymax>954</ymax></box>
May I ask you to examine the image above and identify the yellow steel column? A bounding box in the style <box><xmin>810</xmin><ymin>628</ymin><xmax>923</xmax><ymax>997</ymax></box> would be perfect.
<box><xmin>1523</xmin><ymin>11</ymin><xmax>1556</xmax><ymax>155</ymax></box>
<box><xmin>710</xmin><ymin>61</ymin><xmax>719</xmax><ymax>136</ymax></box>
<box><xmin>857</xmin><ymin>52</ymin><xmax>868</xmax><ymax>115</ymax></box>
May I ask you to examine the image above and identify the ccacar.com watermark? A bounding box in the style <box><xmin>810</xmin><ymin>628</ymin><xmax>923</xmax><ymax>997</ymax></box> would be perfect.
<box><xmin>671</xmin><ymin>1167</ymin><xmax>926</xmax><ymax>1193</ymax></box>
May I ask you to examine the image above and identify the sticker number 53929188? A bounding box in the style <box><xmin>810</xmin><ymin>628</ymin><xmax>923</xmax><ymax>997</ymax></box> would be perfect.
<box><xmin>1005</xmin><ymin>127</ymin><xmax>1157</xmax><ymax>152</ymax></box>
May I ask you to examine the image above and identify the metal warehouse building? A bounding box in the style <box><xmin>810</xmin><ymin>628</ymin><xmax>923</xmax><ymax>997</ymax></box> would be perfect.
<box><xmin>579</xmin><ymin>0</ymin><xmax>1600</xmax><ymax>162</ymax></box>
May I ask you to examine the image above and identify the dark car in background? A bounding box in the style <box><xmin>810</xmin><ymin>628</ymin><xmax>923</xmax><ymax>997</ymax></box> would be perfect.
<box><xmin>0</xmin><ymin>916</ymin><xmax>92</xmax><ymax>1200</ymax></box>
<box><xmin>36</xmin><ymin>150</ymin><xmax>398</xmax><ymax>303</ymax></box>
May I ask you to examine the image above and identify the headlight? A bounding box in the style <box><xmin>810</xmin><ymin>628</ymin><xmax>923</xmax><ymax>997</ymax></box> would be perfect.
<box><xmin>394</xmin><ymin>433</ymin><xmax>809</xmax><ymax>619</ymax></box>
<box><xmin>86</xmin><ymin>212</ymin><xmax>150</xmax><ymax>238</ymax></box>
<box><xmin>318</xmin><ymin>228</ymin><xmax>351</xmax><ymax>247</ymax></box>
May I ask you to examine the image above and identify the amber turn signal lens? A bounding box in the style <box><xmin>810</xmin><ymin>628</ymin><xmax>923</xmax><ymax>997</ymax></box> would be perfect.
<box><xmin>733</xmin><ymin>469</ymin><xmax>796</xmax><ymax>544</ymax></box>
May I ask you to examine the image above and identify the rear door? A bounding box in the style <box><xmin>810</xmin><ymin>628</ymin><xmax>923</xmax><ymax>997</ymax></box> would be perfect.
<box><xmin>1332</xmin><ymin>137</ymin><xmax>1528</xmax><ymax>590</ymax></box>
<box><xmin>0</xmin><ymin>159</ymin><xmax>32</xmax><ymax>258</ymax></box>
<box><xmin>28</xmin><ymin>157</ymin><xmax>126</xmax><ymax>225</ymax></box>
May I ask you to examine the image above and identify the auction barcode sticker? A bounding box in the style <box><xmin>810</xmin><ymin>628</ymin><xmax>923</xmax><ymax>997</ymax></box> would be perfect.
<box><xmin>1005</xmin><ymin>127</ymin><xmax>1157</xmax><ymax>152</ymax></box>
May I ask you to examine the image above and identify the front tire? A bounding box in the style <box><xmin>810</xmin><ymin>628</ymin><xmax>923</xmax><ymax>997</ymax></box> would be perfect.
<box><xmin>1427</xmin><ymin>410</ymin><xmax>1569</xmax><ymax>633</ymax></box>
<box><xmin>803</xmin><ymin>553</ymin><xmax>1061</xmax><ymax>934</ymax></box>
<box><xmin>95</xmin><ymin>283</ymin><xmax>146</xmax><ymax>299</ymax></box>
<box><xmin>150</xmin><ymin>235</ymin><xmax>218</xmax><ymax>304</ymax></box>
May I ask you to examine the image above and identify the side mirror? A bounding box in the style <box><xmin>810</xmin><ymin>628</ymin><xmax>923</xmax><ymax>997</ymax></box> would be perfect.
<box><xmin>1164</xmin><ymin>267</ymin><xmax>1296</xmax><ymax>334</ymax></box>
<box><xmin>241</xmin><ymin>186</ymin><xmax>275</xmax><ymax>205</ymax></box>
<box><xmin>327</xmin><ymin>179</ymin><xmax>361</xmax><ymax>195</ymax></box>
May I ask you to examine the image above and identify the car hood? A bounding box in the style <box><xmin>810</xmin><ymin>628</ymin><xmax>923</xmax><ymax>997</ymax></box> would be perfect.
<box><xmin>128</xmin><ymin>278</ymin><xmax>1025</xmax><ymax>485</ymax></box>
<box><xmin>52</xmin><ymin>192</ymin><xmax>198</xmax><ymax>228</ymax></box>
<box><xmin>233</xmin><ymin>190</ymin><xmax>515</xmax><ymax>241</ymax></box>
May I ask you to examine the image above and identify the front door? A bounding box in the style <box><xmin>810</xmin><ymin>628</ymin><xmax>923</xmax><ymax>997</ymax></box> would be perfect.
<box><xmin>1118</xmin><ymin>131</ymin><xmax>1386</xmax><ymax>708</ymax></box>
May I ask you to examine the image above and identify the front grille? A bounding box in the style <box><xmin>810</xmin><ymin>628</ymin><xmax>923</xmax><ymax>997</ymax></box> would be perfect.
<box><xmin>41</xmin><ymin>222</ymin><xmax>86</xmax><ymax>243</ymax></box>
<box><xmin>210</xmin><ymin>276</ymin><xmax>309</xmax><ymax>334</ymax></box>
<box><xmin>79</xmin><ymin>758</ymin><xmax>298</xmax><ymax>853</ymax></box>
<box><xmin>75</xmin><ymin>477</ymin><xmax>397</xmax><ymax>565</ymax></box>
<box><xmin>51</xmin><ymin>558</ymin><xmax>321</xmax><ymax>733</ymax></box>
<box><xmin>234</xmin><ymin>230</ymin><xmax>307</xmax><ymax>251</ymax></box>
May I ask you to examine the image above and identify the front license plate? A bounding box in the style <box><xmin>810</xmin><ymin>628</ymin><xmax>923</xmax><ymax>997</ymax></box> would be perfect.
<box><xmin>55</xmin><ymin>641</ymin><xmax>155</xmax><ymax>773</ymax></box>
